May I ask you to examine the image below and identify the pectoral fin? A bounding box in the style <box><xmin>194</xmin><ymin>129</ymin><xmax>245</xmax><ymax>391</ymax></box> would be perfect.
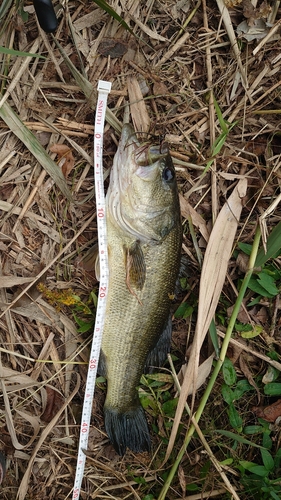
<box><xmin>124</xmin><ymin>240</ymin><xmax>146</xmax><ymax>291</ymax></box>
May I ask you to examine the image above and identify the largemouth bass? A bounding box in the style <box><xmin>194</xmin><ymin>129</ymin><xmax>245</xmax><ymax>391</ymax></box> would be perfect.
<box><xmin>98</xmin><ymin>124</ymin><xmax>182</xmax><ymax>455</ymax></box>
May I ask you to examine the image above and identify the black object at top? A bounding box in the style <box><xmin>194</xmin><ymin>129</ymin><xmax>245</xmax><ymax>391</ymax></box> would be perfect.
<box><xmin>33</xmin><ymin>0</ymin><xmax>58</xmax><ymax>33</ymax></box>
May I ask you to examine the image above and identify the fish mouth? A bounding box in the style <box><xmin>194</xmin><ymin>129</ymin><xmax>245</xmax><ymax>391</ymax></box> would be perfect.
<box><xmin>134</xmin><ymin>142</ymin><xmax>169</xmax><ymax>166</ymax></box>
<box><xmin>117</xmin><ymin>124</ymin><xmax>169</xmax><ymax>173</ymax></box>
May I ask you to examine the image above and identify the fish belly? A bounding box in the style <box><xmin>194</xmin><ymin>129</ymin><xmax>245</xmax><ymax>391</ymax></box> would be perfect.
<box><xmin>100</xmin><ymin>220</ymin><xmax>181</xmax><ymax>454</ymax></box>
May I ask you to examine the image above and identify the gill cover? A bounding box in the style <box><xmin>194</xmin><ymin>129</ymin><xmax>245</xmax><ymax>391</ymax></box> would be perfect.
<box><xmin>106</xmin><ymin>124</ymin><xmax>178</xmax><ymax>244</ymax></box>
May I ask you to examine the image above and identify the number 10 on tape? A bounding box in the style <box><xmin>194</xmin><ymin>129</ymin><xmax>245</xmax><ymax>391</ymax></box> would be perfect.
<box><xmin>72</xmin><ymin>80</ymin><xmax>111</xmax><ymax>499</ymax></box>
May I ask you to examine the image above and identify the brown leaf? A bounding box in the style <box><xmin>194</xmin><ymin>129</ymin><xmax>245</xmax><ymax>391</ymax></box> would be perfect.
<box><xmin>153</xmin><ymin>81</ymin><xmax>168</xmax><ymax>96</ymax></box>
<box><xmin>253</xmin><ymin>399</ymin><xmax>281</xmax><ymax>422</ymax></box>
<box><xmin>97</xmin><ymin>38</ymin><xmax>128</xmax><ymax>58</ymax></box>
<box><xmin>239</xmin><ymin>354</ymin><xmax>260</xmax><ymax>403</ymax></box>
<box><xmin>242</xmin><ymin>0</ymin><xmax>257</xmax><ymax>25</ymax></box>
<box><xmin>227</xmin><ymin>342</ymin><xmax>244</xmax><ymax>366</ymax></box>
<box><xmin>50</xmin><ymin>144</ymin><xmax>75</xmax><ymax>179</ymax></box>
<box><xmin>236</xmin><ymin>251</ymin><xmax>249</xmax><ymax>273</ymax></box>
<box><xmin>0</xmin><ymin>452</ymin><xmax>6</xmax><ymax>485</ymax></box>
<box><xmin>227</xmin><ymin>302</ymin><xmax>249</xmax><ymax>324</ymax></box>
<box><xmin>128</xmin><ymin>77</ymin><xmax>150</xmax><ymax>133</ymax></box>
<box><xmin>244</xmin><ymin>136</ymin><xmax>267</xmax><ymax>156</ymax></box>
<box><xmin>179</xmin><ymin>194</ymin><xmax>209</xmax><ymax>243</ymax></box>
<box><xmin>178</xmin><ymin>465</ymin><xmax>186</xmax><ymax>497</ymax></box>
<box><xmin>258</xmin><ymin>1</ymin><xmax>272</xmax><ymax>19</ymax></box>
<box><xmin>252</xmin><ymin>306</ymin><xmax>268</xmax><ymax>325</ymax></box>
<box><xmin>41</xmin><ymin>387</ymin><xmax>64</xmax><ymax>423</ymax></box>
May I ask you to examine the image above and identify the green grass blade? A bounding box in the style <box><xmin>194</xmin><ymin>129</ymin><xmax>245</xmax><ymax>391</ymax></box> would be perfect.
<box><xmin>93</xmin><ymin>0</ymin><xmax>134</xmax><ymax>34</ymax></box>
<box><xmin>209</xmin><ymin>319</ymin><xmax>219</xmax><ymax>357</ymax></box>
<box><xmin>255</xmin><ymin>221</ymin><xmax>281</xmax><ymax>267</ymax></box>
<box><xmin>216</xmin><ymin>430</ymin><xmax>265</xmax><ymax>449</ymax></box>
<box><xmin>0</xmin><ymin>46</ymin><xmax>45</xmax><ymax>59</ymax></box>
<box><xmin>0</xmin><ymin>100</ymin><xmax>72</xmax><ymax>201</ymax></box>
<box><xmin>0</xmin><ymin>0</ymin><xmax>13</xmax><ymax>20</ymax></box>
<box><xmin>213</xmin><ymin>95</ymin><xmax>228</xmax><ymax>134</ymax></box>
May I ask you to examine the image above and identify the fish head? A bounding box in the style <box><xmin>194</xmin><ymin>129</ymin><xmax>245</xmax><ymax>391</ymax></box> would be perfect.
<box><xmin>107</xmin><ymin>124</ymin><xmax>180</xmax><ymax>243</ymax></box>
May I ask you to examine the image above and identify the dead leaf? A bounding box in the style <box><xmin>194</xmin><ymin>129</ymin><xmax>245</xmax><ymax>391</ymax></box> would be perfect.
<box><xmin>177</xmin><ymin>354</ymin><xmax>215</xmax><ymax>396</ymax></box>
<box><xmin>252</xmin><ymin>306</ymin><xmax>268</xmax><ymax>325</ymax></box>
<box><xmin>179</xmin><ymin>194</ymin><xmax>210</xmax><ymax>243</ymax></box>
<box><xmin>50</xmin><ymin>144</ymin><xmax>75</xmax><ymax>179</ymax></box>
<box><xmin>17</xmin><ymin>374</ymin><xmax>80</xmax><ymax>500</ymax></box>
<box><xmin>0</xmin><ymin>276</ymin><xmax>34</xmax><ymax>288</ymax></box>
<box><xmin>227</xmin><ymin>342</ymin><xmax>244</xmax><ymax>366</ymax></box>
<box><xmin>262</xmin><ymin>365</ymin><xmax>276</xmax><ymax>384</ymax></box>
<box><xmin>244</xmin><ymin>136</ymin><xmax>268</xmax><ymax>156</ymax></box>
<box><xmin>236</xmin><ymin>251</ymin><xmax>249</xmax><ymax>273</ymax></box>
<box><xmin>239</xmin><ymin>353</ymin><xmax>260</xmax><ymax>402</ymax></box>
<box><xmin>97</xmin><ymin>38</ymin><xmax>128</xmax><ymax>58</ymax></box>
<box><xmin>253</xmin><ymin>399</ymin><xmax>281</xmax><ymax>422</ymax></box>
<box><xmin>237</xmin><ymin>19</ymin><xmax>269</xmax><ymax>41</ymax></box>
<box><xmin>227</xmin><ymin>301</ymin><xmax>249</xmax><ymax>324</ymax></box>
<box><xmin>41</xmin><ymin>387</ymin><xmax>64</xmax><ymax>422</ymax></box>
<box><xmin>178</xmin><ymin>465</ymin><xmax>186</xmax><ymax>497</ymax></box>
<box><xmin>128</xmin><ymin>77</ymin><xmax>150</xmax><ymax>133</ymax></box>
<box><xmin>0</xmin><ymin>365</ymin><xmax>41</xmax><ymax>450</ymax></box>
<box><xmin>153</xmin><ymin>81</ymin><xmax>168</xmax><ymax>95</ymax></box>
<box><xmin>242</xmin><ymin>0</ymin><xmax>257</xmax><ymax>25</ymax></box>
<box><xmin>165</xmin><ymin>178</ymin><xmax>247</xmax><ymax>462</ymax></box>
<box><xmin>0</xmin><ymin>452</ymin><xmax>6</xmax><ymax>485</ymax></box>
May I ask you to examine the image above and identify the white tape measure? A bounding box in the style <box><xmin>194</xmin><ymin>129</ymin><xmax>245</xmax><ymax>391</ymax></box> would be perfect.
<box><xmin>72</xmin><ymin>80</ymin><xmax>111</xmax><ymax>499</ymax></box>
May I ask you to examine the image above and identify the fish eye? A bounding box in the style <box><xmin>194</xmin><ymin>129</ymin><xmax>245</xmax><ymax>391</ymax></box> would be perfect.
<box><xmin>163</xmin><ymin>166</ymin><xmax>175</xmax><ymax>182</ymax></box>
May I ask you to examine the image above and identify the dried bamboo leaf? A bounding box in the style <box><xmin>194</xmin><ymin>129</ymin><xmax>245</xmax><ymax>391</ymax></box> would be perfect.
<box><xmin>0</xmin><ymin>277</ymin><xmax>34</xmax><ymax>288</ymax></box>
<box><xmin>179</xmin><ymin>353</ymin><xmax>215</xmax><ymax>396</ymax></box>
<box><xmin>0</xmin><ymin>200</ymin><xmax>48</xmax><ymax>222</ymax></box>
<box><xmin>128</xmin><ymin>76</ymin><xmax>150</xmax><ymax>133</ymax></box>
<box><xmin>0</xmin><ymin>101</ymin><xmax>72</xmax><ymax>201</ymax></box>
<box><xmin>0</xmin><ymin>40</ymin><xmax>40</xmax><ymax>109</ymax></box>
<box><xmin>180</xmin><ymin>194</ymin><xmax>210</xmax><ymax>242</ymax></box>
<box><xmin>0</xmin><ymin>369</ymin><xmax>40</xmax><ymax>450</ymax></box>
<box><xmin>216</xmin><ymin>0</ymin><xmax>248</xmax><ymax>88</ymax></box>
<box><xmin>17</xmin><ymin>374</ymin><xmax>80</xmax><ymax>500</ymax></box>
<box><xmin>166</xmin><ymin>178</ymin><xmax>247</xmax><ymax>460</ymax></box>
<box><xmin>51</xmin><ymin>36</ymin><xmax>122</xmax><ymax>133</ymax></box>
<box><xmin>1</xmin><ymin>366</ymin><xmax>41</xmax><ymax>385</ymax></box>
<box><xmin>130</xmin><ymin>15</ymin><xmax>167</xmax><ymax>41</ymax></box>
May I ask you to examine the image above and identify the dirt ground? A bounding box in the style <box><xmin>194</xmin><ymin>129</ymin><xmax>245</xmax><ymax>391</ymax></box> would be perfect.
<box><xmin>0</xmin><ymin>0</ymin><xmax>281</xmax><ymax>499</ymax></box>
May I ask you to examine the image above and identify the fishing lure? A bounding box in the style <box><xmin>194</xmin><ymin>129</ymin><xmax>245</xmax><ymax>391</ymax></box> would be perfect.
<box><xmin>33</xmin><ymin>0</ymin><xmax>58</xmax><ymax>33</ymax></box>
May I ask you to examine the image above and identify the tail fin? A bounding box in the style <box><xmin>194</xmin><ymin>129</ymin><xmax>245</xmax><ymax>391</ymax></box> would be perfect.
<box><xmin>104</xmin><ymin>405</ymin><xmax>151</xmax><ymax>456</ymax></box>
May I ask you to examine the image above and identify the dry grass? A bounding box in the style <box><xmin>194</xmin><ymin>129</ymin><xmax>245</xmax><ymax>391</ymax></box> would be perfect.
<box><xmin>0</xmin><ymin>0</ymin><xmax>281</xmax><ymax>499</ymax></box>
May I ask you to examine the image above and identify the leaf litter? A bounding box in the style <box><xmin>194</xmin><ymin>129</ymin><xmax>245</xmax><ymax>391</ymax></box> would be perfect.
<box><xmin>0</xmin><ymin>0</ymin><xmax>281</xmax><ymax>499</ymax></box>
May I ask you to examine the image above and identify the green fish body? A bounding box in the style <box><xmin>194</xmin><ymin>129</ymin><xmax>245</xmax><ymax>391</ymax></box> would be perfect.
<box><xmin>98</xmin><ymin>124</ymin><xmax>182</xmax><ymax>455</ymax></box>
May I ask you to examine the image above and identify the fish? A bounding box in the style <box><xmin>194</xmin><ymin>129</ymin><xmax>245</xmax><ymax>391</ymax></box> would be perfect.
<box><xmin>97</xmin><ymin>124</ymin><xmax>182</xmax><ymax>455</ymax></box>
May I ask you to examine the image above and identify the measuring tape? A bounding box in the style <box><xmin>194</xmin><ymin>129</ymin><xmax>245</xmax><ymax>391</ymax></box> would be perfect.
<box><xmin>72</xmin><ymin>80</ymin><xmax>111</xmax><ymax>499</ymax></box>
